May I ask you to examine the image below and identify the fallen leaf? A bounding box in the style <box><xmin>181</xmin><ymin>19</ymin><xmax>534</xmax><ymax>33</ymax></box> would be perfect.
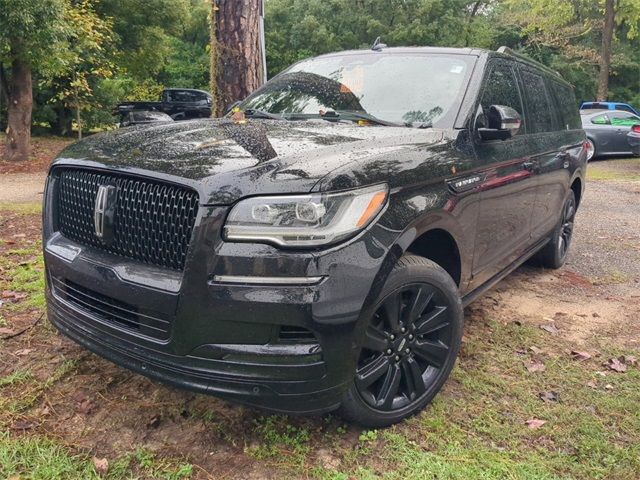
<box><xmin>14</xmin><ymin>348</ymin><xmax>33</xmax><ymax>356</ymax></box>
<box><xmin>538</xmin><ymin>391</ymin><xmax>558</xmax><ymax>402</ymax></box>
<box><xmin>605</xmin><ymin>384</ymin><xmax>614</xmax><ymax>390</ymax></box>
<box><xmin>529</xmin><ymin>346</ymin><xmax>544</xmax><ymax>355</ymax></box>
<box><xmin>540</xmin><ymin>324</ymin><xmax>559</xmax><ymax>335</ymax></box>
<box><xmin>93</xmin><ymin>457</ymin><xmax>109</xmax><ymax>475</ymax></box>
<box><xmin>1</xmin><ymin>290</ymin><xmax>28</xmax><ymax>301</ymax></box>
<box><xmin>77</xmin><ymin>398</ymin><xmax>95</xmax><ymax>415</ymax></box>
<box><xmin>525</xmin><ymin>361</ymin><xmax>546</xmax><ymax>373</ymax></box>
<box><xmin>586</xmin><ymin>380</ymin><xmax>597</xmax><ymax>389</ymax></box>
<box><xmin>12</xmin><ymin>420</ymin><xmax>34</xmax><ymax>430</ymax></box>
<box><xmin>146</xmin><ymin>415</ymin><xmax>161</xmax><ymax>429</ymax></box>
<box><xmin>606</xmin><ymin>358</ymin><xmax>627</xmax><ymax>373</ymax></box>
<box><xmin>571</xmin><ymin>350</ymin><xmax>591</xmax><ymax>361</ymax></box>
<box><xmin>525</xmin><ymin>418</ymin><xmax>546</xmax><ymax>429</ymax></box>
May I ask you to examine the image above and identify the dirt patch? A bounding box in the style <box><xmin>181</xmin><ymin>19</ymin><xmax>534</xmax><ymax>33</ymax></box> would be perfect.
<box><xmin>0</xmin><ymin>135</ymin><xmax>72</xmax><ymax>175</ymax></box>
<box><xmin>0</xmin><ymin>173</ymin><xmax>47</xmax><ymax>204</ymax></box>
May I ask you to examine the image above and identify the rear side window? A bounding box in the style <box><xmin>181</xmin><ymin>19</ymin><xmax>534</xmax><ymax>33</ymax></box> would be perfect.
<box><xmin>591</xmin><ymin>114</ymin><xmax>610</xmax><ymax>125</ymax></box>
<box><xmin>609</xmin><ymin>111</ymin><xmax>640</xmax><ymax>126</ymax></box>
<box><xmin>615</xmin><ymin>104</ymin><xmax>634</xmax><ymax>114</ymax></box>
<box><xmin>480</xmin><ymin>63</ymin><xmax>525</xmax><ymax>135</ymax></box>
<box><xmin>549</xmin><ymin>81</ymin><xmax>581</xmax><ymax>130</ymax></box>
<box><xmin>519</xmin><ymin>69</ymin><xmax>555</xmax><ymax>133</ymax></box>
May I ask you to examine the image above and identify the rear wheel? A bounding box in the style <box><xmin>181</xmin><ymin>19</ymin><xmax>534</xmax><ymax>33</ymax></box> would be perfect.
<box><xmin>586</xmin><ymin>138</ymin><xmax>596</xmax><ymax>161</ymax></box>
<box><xmin>533</xmin><ymin>191</ymin><xmax>576</xmax><ymax>269</ymax></box>
<box><xmin>339</xmin><ymin>255</ymin><xmax>463</xmax><ymax>428</ymax></box>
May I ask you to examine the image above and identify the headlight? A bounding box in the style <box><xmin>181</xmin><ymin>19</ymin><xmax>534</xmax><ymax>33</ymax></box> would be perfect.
<box><xmin>224</xmin><ymin>184</ymin><xmax>388</xmax><ymax>247</ymax></box>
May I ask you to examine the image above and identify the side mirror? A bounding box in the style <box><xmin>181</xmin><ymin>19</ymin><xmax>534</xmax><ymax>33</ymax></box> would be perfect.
<box><xmin>478</xmin><ymin>105</ymin><xmax>522</xmax><ymax>141</ymax></box>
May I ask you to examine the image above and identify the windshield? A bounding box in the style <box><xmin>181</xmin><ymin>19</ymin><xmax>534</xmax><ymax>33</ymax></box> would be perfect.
<box><xmin>131</xmin><ymin>111</ymin><xmax>172</xmax><ymax>122</ymax></box>
<box><xmin>241</xmin><ymin>53</ymin><xmax>474</xmax><ymax>127</ymax></box>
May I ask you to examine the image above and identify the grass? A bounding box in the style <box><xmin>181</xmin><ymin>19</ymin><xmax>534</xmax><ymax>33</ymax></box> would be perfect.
<box><xmin>0</xmin><ymin>433</ymin><xmax>195</xmax><ymax>480</ymax></box>
<box><xmin>306</xmin><ymin>320</ymin><xmax>640</xmax><ymax>480</ymax></box>
<box><xmin>587</xmin><ymin>157</ymin><xmax>640</xmax><ymax>181</ymax></box>
<box><xmin>0</xmin><ymin>201</ymin><xmax>42</xmax><ymax>214</ymax></box>
<box><xmin>0</xmin><ymin>242</ymin><xmax>45</xmax><ymax>311</ymax></box>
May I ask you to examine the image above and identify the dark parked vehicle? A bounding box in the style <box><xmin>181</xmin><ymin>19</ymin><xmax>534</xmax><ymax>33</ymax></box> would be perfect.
<box><xmin>44</xmin><ymin>45</ymin><xmax>587</xmax><ymax>427</ymax></box>
<box><xmin>581</xmin><ymin>109</ymin><xmax>640</xmax><ymax>160</ymax></box>
<box><xmin>116</xmin><ymin>88</ymin><xmax>212</xmax><ymax>121</ymax></box>
<box><xmin>118</xmin><ymin>110</ymin><xmax>174</xmax><ymax>128</ymax></box>
<box><xmin>629</xmin><ymin>124</ymin><xmax>640</xmax><ymax>156</ymax></box>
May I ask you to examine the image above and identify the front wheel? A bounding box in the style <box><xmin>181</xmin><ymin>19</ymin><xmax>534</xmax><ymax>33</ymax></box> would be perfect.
<box><xmin>339</xmin><ymin>255</ymin><xmax>463</xmax><ymax>428</ymax></box>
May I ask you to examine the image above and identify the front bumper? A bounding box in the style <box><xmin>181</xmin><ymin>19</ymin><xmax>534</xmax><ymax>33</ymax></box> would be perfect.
<box><xmin>44</xmin><ymin>199</ymin><xmax>399</xmax><ymax>413</ymax></box>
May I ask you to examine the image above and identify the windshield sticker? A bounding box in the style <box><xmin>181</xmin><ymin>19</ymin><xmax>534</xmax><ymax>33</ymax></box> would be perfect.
<box><xmin>340</xmin><ymin>66</ymin><xmax>365</xmax><ymax>94</ymax></box>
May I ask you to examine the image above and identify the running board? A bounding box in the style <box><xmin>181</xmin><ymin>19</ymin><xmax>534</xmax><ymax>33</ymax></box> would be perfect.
<box><xmin>461</xmin><ymin>237</ymin><xmax>550</xmax><ymax>307</ymax></box>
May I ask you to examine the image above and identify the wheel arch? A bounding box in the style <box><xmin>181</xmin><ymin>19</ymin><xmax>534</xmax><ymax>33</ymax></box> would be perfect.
<box><xmin>391</xmin><ymin>212</ymin><xmax>472</xmax><ymax>290</ymax></box>
<box><xmin>570</xmin><ymin>176</ymin><xmax>583</xmax><ymax>209</ymax></box>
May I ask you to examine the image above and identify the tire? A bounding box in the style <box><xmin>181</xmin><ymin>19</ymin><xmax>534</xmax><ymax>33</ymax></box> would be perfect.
<box><xmin>339</xmin><ymin>255</ymin><xmax>463</xmax><ymax>428</ymax></box>
<box><xmin>586</xmin><ymin>138</ymin><xmax>596</xmax><ymax>161</ymax></box>
<box><xmin>533</xmin><ymin>191</ymin><xmax>576</xmax><ymax>269</ymax></box>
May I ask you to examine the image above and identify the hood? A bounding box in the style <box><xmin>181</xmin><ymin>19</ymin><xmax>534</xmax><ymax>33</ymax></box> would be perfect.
<box><xmin>54</xmin><ymin>118</ymin><xmax>452</xmax><ymax>204</ymax></box>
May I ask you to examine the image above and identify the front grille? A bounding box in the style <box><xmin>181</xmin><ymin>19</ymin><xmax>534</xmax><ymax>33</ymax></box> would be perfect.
<box><xmin>51</xmin><ymin>276</ymin><xmax>173</xmax><ymax>340</ymax></box>
<box><xmin>55</xmin><ymin>168</ymin><xmax>199</xmax><ymax>270</ymax></box>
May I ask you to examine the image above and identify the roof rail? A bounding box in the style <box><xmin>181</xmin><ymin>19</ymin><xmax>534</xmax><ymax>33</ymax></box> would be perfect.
<box><xmin>496</xmin><ymin>46</ymin><xmax>563</xmax><ymax>79</ymax></box>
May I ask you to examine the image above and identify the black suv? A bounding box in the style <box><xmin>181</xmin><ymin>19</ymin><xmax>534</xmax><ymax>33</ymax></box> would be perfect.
<box><xmin>116</xmin><ymin>88</ymin><xmax>213</xmax><ymax>121</ymax></box>
<box><xmin>43</xmin><ymin>46</ymin><xmax>586</xmax><ymax>427</ymax></box>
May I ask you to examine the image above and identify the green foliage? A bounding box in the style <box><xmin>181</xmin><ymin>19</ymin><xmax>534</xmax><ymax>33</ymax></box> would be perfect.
<box><xmin>1</xmin><ymin>0</ymin><xmax>639</xmax><ymax>133</ymax></box>
<box><xmin>0</xmin><ymin>0</ymin><xmax>68</xmax><ymax>71</ymax></box>
<box><xmin>264</xmin><ymin>0</ymin><xmax>488</xmax><ymax>77</ymax></box>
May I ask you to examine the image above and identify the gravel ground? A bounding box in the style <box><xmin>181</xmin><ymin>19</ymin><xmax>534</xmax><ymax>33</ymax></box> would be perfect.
<box><xmin>0</xmin><ymin>173</ymin><xmax>46</xmax><ymax>203</ymax></box>
<box><xmin>567</xmin><ymin>177</ymin><xmax>640</xmax><ymax>283</ymax></box>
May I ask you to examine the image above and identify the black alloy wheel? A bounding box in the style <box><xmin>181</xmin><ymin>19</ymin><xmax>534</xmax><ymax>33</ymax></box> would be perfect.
<box><xmin>532</xmin><ymin>191</ymin><xmax>577</xmax><ymax>270</ymax></box>
<box><xmin>557</xmin><ymin>194</ymin><xmax>576</xmax><ymax>261</ymax></box>
<box><xmin>355</xmin><ymin>283</ymin><xmax>453</xmax><ymax>410</ymax></box>
<box><xmin>339</xmin><ymin>255</ymin><xmax>463</xmax><ymax>427</ymax></box>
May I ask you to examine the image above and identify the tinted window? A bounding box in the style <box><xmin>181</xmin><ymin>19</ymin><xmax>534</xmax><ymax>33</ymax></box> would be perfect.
<box><xmin>480</xmin><ymin>63</ymin><xmax>524</xmax><ymax>134</ymax></box>
<box><xmin>591</xmin><ymin>114</ymin><xmax>610</xmax><ymax>125</ymax></box>
<box><xmin>549</xmin><ymin>81</ymin><xmax>581</xmax><ymax>130</ymax></box>
<box><xmin>609</xmin><ymin>111</ymin><xmax>640</xmax><ymax>126</ymax></box>
<box><xmin>241</xmin><ymin>54</ymin><xmax>474</xmax><ymax>127</ymax></box>
<box><xmin>167</xmin><ymin>91</ymin><xmax>206</xmax><ymax>102</ymax></box>
<box><xmin>615</xmin><ymin>104</ymin><xmax>634</xmax><ymax>113</ymax></box>
<box><xmin>520</xmin><ymin>69</ymin><xmax>554</xmax><ymax>133</ymax></box>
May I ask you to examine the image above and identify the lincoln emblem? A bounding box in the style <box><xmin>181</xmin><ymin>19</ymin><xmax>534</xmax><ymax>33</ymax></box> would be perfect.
<box><xmin>93</xmin><ymin>185</ymin><xmax>117</xmax><ymax>242</ymax></box>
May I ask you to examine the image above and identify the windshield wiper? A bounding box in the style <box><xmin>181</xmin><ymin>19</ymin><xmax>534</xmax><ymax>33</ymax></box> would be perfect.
<box><xmin>243</xmin><ymin>109</ymin><xmax>284</xmax><ymax>121</ymax></box>
<box><xmin>320</xmin><ymin>110</ymin><xmax>403</xmax><ymax>127</ymax></box>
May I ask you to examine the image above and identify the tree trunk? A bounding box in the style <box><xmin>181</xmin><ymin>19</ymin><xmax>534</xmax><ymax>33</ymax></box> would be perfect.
<box><xmin>51</xmin><ymin>105</ymin><xmax>74</xmax><ymax>137</ymax></box>
<box><xmin>213</xmin><ymin>0</ymin><xmax>265</xmax><ymax>116</ymax></box>
<box><xmin>74</xmin><ymin>87</ymin><xmax>83</xmax><ymax>140</ymax></box>
<box><xmin>5</xmin><ymin>59</ymin><xmax>32</xmax><ymax>161</ymax></box>
<box><xmin>596</xmin><ymin>0</ymin><xmax>615</xmax><ymax>101</ymax></box>
<box><xmin>210</xmin><ymin>1</ymin><xmax>220</xmax><ymax>116</ymax></box>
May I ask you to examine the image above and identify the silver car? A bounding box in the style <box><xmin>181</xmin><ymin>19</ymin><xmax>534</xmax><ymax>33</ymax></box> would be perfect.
<box><xmin>581</xmin><ymin>109</ymin><xmax>640</xmax><ymax>160</ymax></box>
